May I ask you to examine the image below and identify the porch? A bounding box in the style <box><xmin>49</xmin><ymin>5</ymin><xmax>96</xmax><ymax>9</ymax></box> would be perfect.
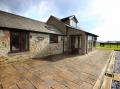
<box><xmin>64</xmin><ymin>26</ymin><xmax>97</xmax><ymax>55</ymax></box>
<box><xmin>69</xmin><ymin>35</ymin><xmax>83</xmax><ymax>54</ymax></box>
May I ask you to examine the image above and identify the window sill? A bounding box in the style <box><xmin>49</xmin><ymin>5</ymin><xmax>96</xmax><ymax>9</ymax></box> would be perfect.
<box><xmin>8</xmin><ymin>50</ymin><xmax>30</xmax><ymax>56</ymax></box>
<box><xmin>50</xmin><ymin>42</ymin><xmax>59</xmax><ymax>44</ymax></box>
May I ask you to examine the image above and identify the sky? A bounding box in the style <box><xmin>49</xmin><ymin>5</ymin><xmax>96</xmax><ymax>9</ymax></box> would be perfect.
<box><xmin>0</xmin><ymin>0</ymin><xmax>120</xmax><ymax>41</ymax></box>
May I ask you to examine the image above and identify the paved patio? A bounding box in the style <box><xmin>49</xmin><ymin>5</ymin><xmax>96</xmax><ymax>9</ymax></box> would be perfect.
<box><xmin>0</xmin><ymin>49</ymin><xmax>111</xmax><ymax>89</ymax></box>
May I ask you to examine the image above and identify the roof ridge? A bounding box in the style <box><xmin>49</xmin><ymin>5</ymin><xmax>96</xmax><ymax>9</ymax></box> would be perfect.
<box><xmin>61</xmin><ymin>15</ymin><xmax>75</xmax><ymax>20</ymax></box>
<box><xmin>65</xmin><ymin>24</ymin><xmax>98</xmax><ymax>37</ymax></box>
<box><xmin>50</xmin><ymin>15</ymin><xmax>61</xmax><ymax>21</ymax></box>
<box><xmin>50</xmin><ymin>15</ymin><xmax>67</xmax><ymax>25</ymax></box>
<box><xmin>0</xmin><ymin>10</ymin><xmax>45</xmax><ymax>23</ymax></box>
<box><xmin>61</xmin><ymin>15</ymin><xmax>78</xmax><ymax>22</ymax></box>
<box><xmin>0</xmin><ymin>10</ymin><xmax>63</xmax><ymax>35</ymax></box>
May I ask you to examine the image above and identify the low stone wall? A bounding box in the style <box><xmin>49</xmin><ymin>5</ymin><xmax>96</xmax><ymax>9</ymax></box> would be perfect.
<box><xmin>0</xmin><ymin>30</ymin><xmax>10</xmax><ymax>62</ymax></box>
<box><xmin>0</xmin><ymin>30</ymin><xmax>10</xmax><ymax>55</ymax></box>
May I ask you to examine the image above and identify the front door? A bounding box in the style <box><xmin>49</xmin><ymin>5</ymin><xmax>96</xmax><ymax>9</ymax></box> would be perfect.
<box><xmin>71</xmin><ymin>36</ymin><xmax>80</xmax><ymax>54</ymax></box>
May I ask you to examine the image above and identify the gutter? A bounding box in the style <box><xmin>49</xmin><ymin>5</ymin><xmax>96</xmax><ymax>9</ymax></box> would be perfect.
<box><xmin>0</xmin><ymin>27</ymin><xmax>65</xmax><ymax>36</ymax></box>
<box><xmin>65</xmin><ymin>24</ymin><xmax>98</xmax><ymax>37</ymax></box>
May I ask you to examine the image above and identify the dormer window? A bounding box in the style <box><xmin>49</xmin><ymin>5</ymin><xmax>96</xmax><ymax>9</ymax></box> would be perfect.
<box><xmin>61</xmin><ymin>15</ymin><xmax>78</xmax><ymax>28</ymax></box>
<box><xmin>70</xmin><ymin>18</ymin><xmax>77</xmax><ymax>27</ymax></box>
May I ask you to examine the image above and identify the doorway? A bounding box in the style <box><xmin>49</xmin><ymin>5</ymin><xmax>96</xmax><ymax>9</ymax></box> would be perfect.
<box><xmin>70</xmin><ymin>35</ymin><xmax>80</xmax><ymax>54</ymax></box>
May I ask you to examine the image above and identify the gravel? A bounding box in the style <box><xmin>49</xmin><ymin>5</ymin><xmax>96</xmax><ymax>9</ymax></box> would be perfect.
<box><xmin>112</xmin><ymin>51</ymin><xmax>120</xmax><ymax>89</ymax></box>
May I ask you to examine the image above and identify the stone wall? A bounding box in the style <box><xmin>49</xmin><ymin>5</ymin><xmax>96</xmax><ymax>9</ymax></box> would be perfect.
<box><xmin>30</xmin><ymin>32</ymin><xmax>64</xmax><ymax>58</ymax></box>
<box><xmin>0</xmin><ymin>29</ymin><xmax>65</xmax><ymax>62</ymax></box>
<box><xmin>47</xmin><ymin>16</ymin><xmax>66</xmax><ymax>34</ymax></box>
<box><xmin>0</xmin><ymin>30</ymin><xmax>32</xmax><ymax>62</ymax></box>
<box><xmin>0</xmin><ymin>30</ymin><xmax>10</xmax><ymax>55</ymax></box>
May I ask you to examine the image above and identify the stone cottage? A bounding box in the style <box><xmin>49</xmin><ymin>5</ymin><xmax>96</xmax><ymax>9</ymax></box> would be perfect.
<box><xmin>0</xmin><ymin>11</ymin><xmax>98</xmax><ymax>62</ymax></box>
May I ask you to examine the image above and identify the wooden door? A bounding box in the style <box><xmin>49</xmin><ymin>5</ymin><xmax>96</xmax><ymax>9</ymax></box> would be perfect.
<box><xmin>71</xmin><ymin>36</ymin><xmax>80</xmax><ymax>54</ymax></box>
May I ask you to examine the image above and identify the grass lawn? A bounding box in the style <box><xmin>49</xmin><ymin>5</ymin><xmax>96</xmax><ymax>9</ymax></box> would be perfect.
<box><xmin>97</xmin><ymin>44</ymin><xmax>120</xmax><ymax>50</ymax></box>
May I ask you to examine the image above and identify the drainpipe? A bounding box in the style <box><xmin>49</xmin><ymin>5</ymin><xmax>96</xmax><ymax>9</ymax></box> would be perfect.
<box><xmin>62</xmin><ymin>36</ymin><xmax>65</xmax><ymax>53</ymax></box>
<box><xmin>66</xmin><ymin>27</ymin><xmax>70</xmax><ymax>53</ymax></box>
<box><xmin>86</xmin><ymin>34</ymin><xmax>88</xmax><ymax>54</ymax></box>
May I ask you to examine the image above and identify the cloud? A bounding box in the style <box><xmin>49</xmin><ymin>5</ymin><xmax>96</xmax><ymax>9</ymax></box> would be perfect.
<box><xmin>72</xmin><ymin>0</ymin><xmax>120</xmax><ymax>41</ymax></box>
<box><xmin>23</xmin><ymin>0</ymin><xmax>85</xmax><ymax>21</ymax></box>
<box><xmin>0</xmin><ymin>2</ymin><xmax>11</xmax><ymax>12</ymax></box>
<box><xmin>0</xmin><ymin>0</ymin><xmax>88</xmax><ymax>21</ymax></box>
<box><xmin>0</xmin><ymin>0</ymin><xmax>34</xmax><ymax>14</ymax></box>
<box><xmin>0</xmin><ymin>0</ymin><xmax>59</xmax><ymax>21</ymax></box>
<box><xmin>89</xmin><ymin>0</ymin><xmax>120</xmax><ymax>41</ymax></box>
<box><xmin>0</xmin><ymin>0</ymin><xmax>120</xmax><ymax>41</ymax></box>
<box><xmin>23</xmin><ymin>0</ymin><xmax>57</xmax><ymax>21</ymax></box>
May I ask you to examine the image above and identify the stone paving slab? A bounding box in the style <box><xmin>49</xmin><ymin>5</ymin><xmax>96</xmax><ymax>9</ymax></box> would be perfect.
<box><xmin>0</xmin><ymin>49</ymin><xmax>111</xmax><ymax>89</ymax></box>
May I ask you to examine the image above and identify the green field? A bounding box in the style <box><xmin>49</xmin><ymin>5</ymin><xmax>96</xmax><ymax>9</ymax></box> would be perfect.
<box><xmin>96</xmin><ymin>43</ymin><xmax>120</xmax><ymax>50</ymax></box>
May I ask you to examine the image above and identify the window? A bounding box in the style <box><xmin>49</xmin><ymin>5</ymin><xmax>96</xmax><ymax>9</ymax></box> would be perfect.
<box><xmin>50</xmin><ymin>34</ymin><xmax>58</xmax><ymax>43</ymax></box>
<box><xmin>93</xmin><ymin>37</ymin><xmax>97</xmax><ymax>47</ymax></box>
<box><xmin>88</xmin><ymin>35</ymin><xmax>93</xmax><ymax>49</ymax></box>
<box><xmin>75</xmin><ymin>36</ymin><xmax>78</xmax><ymax>48</ymax></box>
<box><xmin>79</xmin><ymin>36</ymin><xmax>82</xmax><ymax>48</ymax></box>
<box><xmin>70</xmin><ymin>19</ymin><xmax>77</xmax><ymax>27</ymax></box>
<box><xmin>10</xmin><ymin>31</ymin><xmax>29</xmax><ymax>52</ymax></box>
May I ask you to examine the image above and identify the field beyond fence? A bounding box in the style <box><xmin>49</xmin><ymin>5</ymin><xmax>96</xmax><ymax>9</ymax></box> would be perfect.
<box><xmin>97</xmin><ymin>42</ymin><xmax>120</xmax><ymax>50</ymax></box>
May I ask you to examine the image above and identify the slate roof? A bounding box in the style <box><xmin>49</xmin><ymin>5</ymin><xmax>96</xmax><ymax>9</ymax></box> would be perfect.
<box><xmin>65</xmin><ymin>24</ymin><xmax>98</xmax><ymax>37</ymax></box>
<box><xmin>52</xmin><ymin>15</ymin><xmax>98</xmax><ymax>37</ymax></box>
<box><xmin>52</xmin><ymin>15</ymin><xmax>99</xmax><ymax>37</ymax></box>
<box><xmin>61</xmin><ymin>15</ymin><xmax>78</xmax><ymax>23</ymax></box>
<box><xmin>0</xmin><ymin>11</ymin><xmax>63</xmax><ymax>35</ymax></box>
